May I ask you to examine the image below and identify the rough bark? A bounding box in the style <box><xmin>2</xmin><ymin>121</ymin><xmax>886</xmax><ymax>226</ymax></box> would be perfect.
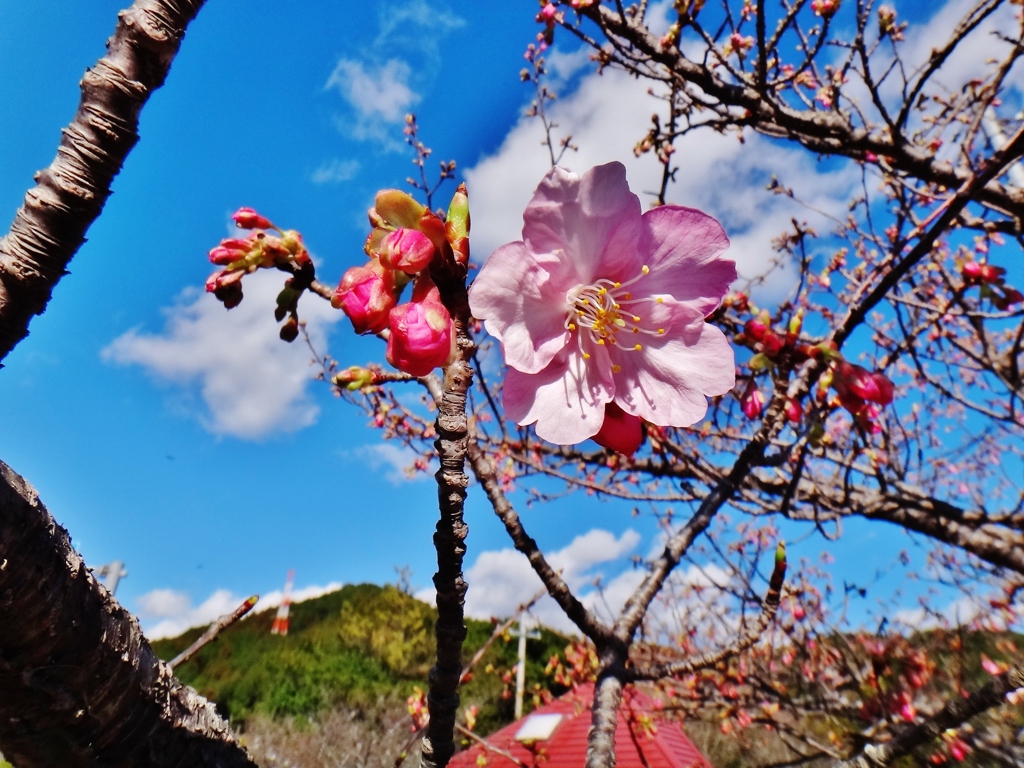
<box><xmin>420</xmin><ymin>262</ymin><xmax>473</xmax><ymax>768</ymax></box>
<box><xmin>0</xmin><ymin>0</ymin><xmax>206</xmax><ymax>365</ymax></box>
<box><xmin>0</xmin><ymin>460</ymin><xmax>257</xmax><ymax>768</ymax></box>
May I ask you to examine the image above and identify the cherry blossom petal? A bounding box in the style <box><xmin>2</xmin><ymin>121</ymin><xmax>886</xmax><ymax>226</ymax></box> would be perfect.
<box><xmin>522</xmin><ymin>163</ymin><xmax>644</xmax><ymax>284</ymax></box>
<box><xmin>641</xmin><ymin>206</ymin><xmax>736</xmax><ymax>316</ymax></box>
<box><xmin>613</xmin><ymin>323</ymin><xmax>735</xmax><ymax>426</ymax></box>
<box><xmin>468</xmin><ymin>241</ymin><xmax>572</xmax><ymax>373</ymax></box>
<box><xmin>503</xmin><ymin>346</ymin><xmax>615</xmax><ymax>444</ymax></box>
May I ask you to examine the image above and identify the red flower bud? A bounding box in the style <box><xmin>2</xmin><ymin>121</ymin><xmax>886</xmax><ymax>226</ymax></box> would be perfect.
<box><xmin>377</xmin><ymin>228</ymin><xmax>436</xmax><ymax>273</ymax></box>
<box><xmin>761</xmin><ymin>331</ymin><xmax>785</xmax><ymax>357</ymax></box>
<box><xmin>333</xmin><ymin>261</ymin><xmax>397</xmax><ymax>334</ymax></box>
<box><xmin>386</xmin><ymin>280</ymin><xmax>455</xmax><ymax>376</ymax></box>
<box><xmin>592</xmin><ymin>403</ymin><xmax>644</xmax><ymax>457</ymax></box>
<box><xmin>979</xmin><ymin>264</ymin><xmax>1006</xmax><ymax>284</ymax></box>
<box><xmin>784</xmin><ymin>398</ymin><xmax>803</xmax><ymax>424</ymax></box>
<box><xmin>741</xmin><ymin>381</ymin><xmax>765</xmax><ymax>419</ymax></box>
<box><xmin>232</xmin><ymin>207</ymin><xmax>273</xmax><ymax>230</ymax></box>
<box><xmin>744</xmin><ymin>318</ymin><xmax>768</xmax><ymax>343</ymax></box>
<box><xmin>205</xmin><ymin>269</ymin><xmax>244</xmax><ymax>309</ymax></box>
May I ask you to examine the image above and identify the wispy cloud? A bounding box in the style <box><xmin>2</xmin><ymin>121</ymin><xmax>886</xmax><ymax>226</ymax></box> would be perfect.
<box><xmin>324</xmin><ymin>1</ymin><xmax>464</xmax><ymax>150</ymax></box>
<box><xmin>417</xmin><ymin>528</ymin><xmax>642</xmax><ymax>634</ymax></box>
<box><xmin>311</xmin><ymin>158</ymin><xmax>361</xmax><ymax>185</ymax></box>
<box><xmin>351</xmin><ymin>443</ymin><xmax>433</xmax><ymax>485</ymax></box>
<box><xmin>327</xmin><ymin>58</ymin><xmax>420</xmax><ymax>126</ymax></box>
<box><xmin>137</xmin><ymin>582</ymin><xmax>345</xmax><ymax>640</ymax></box>
<box><xmin>103</xmin><ymin>270</ymin><xmax>341</xmax><ymax>439</ymax></box>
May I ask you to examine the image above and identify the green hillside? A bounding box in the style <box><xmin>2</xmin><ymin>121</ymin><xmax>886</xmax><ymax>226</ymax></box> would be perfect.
<box><xmin>151</xmin><ymin>583</ymin><xmax>568</xmax><ymax>733</ymax></box>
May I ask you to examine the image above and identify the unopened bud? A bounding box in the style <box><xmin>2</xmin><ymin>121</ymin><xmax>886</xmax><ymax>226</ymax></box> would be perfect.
<box><xmin>279</xmin><ymin>316</ymin><xmax>300</xmax><ymax>343</ymax></box>
<box><xmin>333</xmin><ymin>261</ymin><xmax>397</xmax><ymax>335</ymax></box>
<box><xmin>592</xmin><ymin>402</ymin><xmax>643</xmax><ymax>457</ymax></box>
<box><xmin>386</xmin><ymin>279</ymin><xmax>455</xmax><ymax>376</ymax></box>
<box><xmin>333</xmin><ymin>366</ymin><xmax>377</xmax><ymax>391</ymax></box>
<box><xmin>232</xmin><ymin>207</ymin><xmax>274</xmax><ymax>230</ymax></box>
<box><xmin>378</xmin><ymin>228</ymin><xmax>436</xmax><ymax>273</ymax></box>
<box><xmin>446</xmin><ymin>183</ymin><xmax>471</xmax><ymax>265</ymax></box>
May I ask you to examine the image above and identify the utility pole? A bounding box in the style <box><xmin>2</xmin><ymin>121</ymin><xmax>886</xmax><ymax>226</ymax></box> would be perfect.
<box><xmin>511</xmin><ymin>611</ymin><xmax>541</xmax><ymax>720</ymax></box>
<box><xmin>94</xmin><ymin>560</ymin><xmax>128</xmax><ymax>595</ymax></box>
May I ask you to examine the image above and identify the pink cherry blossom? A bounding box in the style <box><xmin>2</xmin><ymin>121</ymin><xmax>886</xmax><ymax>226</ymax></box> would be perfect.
<box><xmin>468</xmin><ymin>162</ymin><xmax>736</xmax><ymax>444</ymax></box>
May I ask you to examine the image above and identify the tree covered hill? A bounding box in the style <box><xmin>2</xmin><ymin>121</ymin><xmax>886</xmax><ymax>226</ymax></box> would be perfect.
<box><xmin>150</xmin><ymin>583</ymin><xmax>569</xmax><ymax>733</ymax></box>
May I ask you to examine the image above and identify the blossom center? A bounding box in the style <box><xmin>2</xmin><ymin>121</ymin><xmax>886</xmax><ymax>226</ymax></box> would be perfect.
<box><xmin>565</xmin><ymin>265</ymin><xmax>666</xmax><ymax>371</ymax></box>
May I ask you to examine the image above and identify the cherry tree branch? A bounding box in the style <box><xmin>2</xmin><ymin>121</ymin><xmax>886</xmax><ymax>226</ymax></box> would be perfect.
<box><xmin>830</xmin><ymin>660</ymin><xmax>1024</xmax><ymax>768</ymax></box>
<box><xmin>0</xmin><ymin>460</ymin><xmax>256</xmax><ymax>768</ymax></box>
<box><xmin>626</xmin><ymin>544</ymin><xmax>786</xmax><ymax>681</ymax></box>
<box><xmin>0</xmin><ymin>0</ymin><xmax>206</xmax><ymax>364</ymax></box>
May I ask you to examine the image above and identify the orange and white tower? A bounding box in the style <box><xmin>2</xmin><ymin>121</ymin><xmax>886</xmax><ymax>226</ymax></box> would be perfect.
<box><xmin>270</xmin><ymin>569</ymin><xmax>295</xmax><ymax>636</ymax></box>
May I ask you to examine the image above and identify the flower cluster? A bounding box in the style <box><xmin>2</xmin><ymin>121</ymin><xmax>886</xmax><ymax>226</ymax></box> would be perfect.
<box><xmin>823</xmin><ymin>356</ymin><xmax>894</xmax><ymax>433</ymax></box>
<box><xmin>469</xmin><ymin>162</ymin><xmax>736</xmax><ymax>453</ymax></box>
<box><xmin>333</xmin><ymin>187</ymin><xmax>468</xmax><ymax>377</ymax></box>
<box><xmin>811</xmin><ymin>0</ymin><xmax>840</xmax><ymax>17</ymax></box>
<box><xmin>406</xmin><ymin>686</ymin><xmax>429</xmax><ymax>731</ymax></box>
<box><xmin>206</xmin><ymin>208</ymin><xmax>310</xmax><ymax>310</ymax></box>
<box><xmin>961</xmin><ymin>259</ymin><xmax>1023</xmax><ymax>310</ymax></box>
<box><xmin>205</xmin><ymin>208</ymin><xmax>313</xmax><ymax>340</ymax></box>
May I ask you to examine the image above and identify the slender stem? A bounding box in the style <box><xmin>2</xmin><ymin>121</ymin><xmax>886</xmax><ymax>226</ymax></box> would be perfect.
<box><xmin>169</xmin><ymin>595</ymin><xmax>259</xmax><ymax>670</ymax></box>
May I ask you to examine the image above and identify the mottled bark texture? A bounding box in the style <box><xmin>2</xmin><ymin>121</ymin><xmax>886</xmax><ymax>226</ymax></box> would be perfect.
<box><xmin>0</xmin><ymin>460</ymin><xmax>257</xmax><ymax>768</ymax></box>
<box><xmin>420</xmin><ymin>265</ymin><xmax>473</xmax><ymax>768</ymax></box>
<box><xmin>0</xmin><ymin>0</ymin><xmax>206</xmax><ymax>365</ymax></box>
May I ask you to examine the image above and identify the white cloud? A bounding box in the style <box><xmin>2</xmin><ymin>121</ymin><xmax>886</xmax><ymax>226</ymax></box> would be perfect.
<box><xmin>417</xmin><ymin>528</ymin><xmax>642</xmax><ymax>634</ymax></box>
<box><xmin>136</xmin><ymin>588</ymin><xmax>191</xmax><ymax>618</ymax></box>
<box><xmin>140</xmin><ymin>588</ymin><xmax>241</xmax><ymax>640</ymax></box>
<box><xmin>375</xmin><ymin>0</ymin><xmax>465</xmax><ymax>46</ymax></box>
<box><xmin>103</xmin><ymin>270</ymin><xmax>341</xmax><ymax>439</ymax></box>
<box><xmin>893</xmin><ymin>591</ymin><xmax>1023</xmax><ymax>632</ymax></box>
<box><xmin>138</xmin><ymin>582</ymin><xmax>345</xmax><ymax>640</ymax></box>
<box><xmin>463</xmin><ymin>68</ymin><xmax>856</xmax><ymax>302</ymax></box>
<box><xmin>311</xmin><ymin>158</ymin><xmax>361</xmax><ymax>185</ymax></box>
<box><xmin>352</xmin><ymin>443</ymin><xmax>433</xmax><ymax>485</ymax></box>
<box><xmin>326</xmin><ymin>58</ymin><xmax>419</xmax><ymax>125</ymax></box>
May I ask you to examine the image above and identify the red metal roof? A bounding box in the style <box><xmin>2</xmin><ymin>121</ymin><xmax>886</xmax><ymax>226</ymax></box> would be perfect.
<box><xmin>450</xmin><ymin>683</ymin><xmax>712</xmax><ymax>768</ymax></box>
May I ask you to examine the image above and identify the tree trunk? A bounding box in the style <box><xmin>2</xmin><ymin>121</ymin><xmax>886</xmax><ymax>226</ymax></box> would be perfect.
<box><xmin>0</xmin><ymin>0</ymin><xmax>206</xmax><ymax>365</ymax></box>
<box><xmin>0</xmin><ymin>460</ymin><xmax>257</xmax><ymax>768</ymax></box>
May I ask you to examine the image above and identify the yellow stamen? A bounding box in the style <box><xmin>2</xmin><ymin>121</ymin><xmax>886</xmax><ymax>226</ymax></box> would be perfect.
<box><xmin>612</xmin><ymin>364</ymin><xmax>622</xmax><ymax>373</ymax></box>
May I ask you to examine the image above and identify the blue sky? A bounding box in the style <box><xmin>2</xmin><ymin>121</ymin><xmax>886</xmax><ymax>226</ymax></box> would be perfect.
<box><xmin>0</xmin><ymin>1</ymin><xmax>1004</xmax><ymax>639</ymax></box>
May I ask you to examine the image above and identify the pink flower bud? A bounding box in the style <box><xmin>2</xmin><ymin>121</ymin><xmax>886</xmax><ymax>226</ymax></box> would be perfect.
<box><xmin>378</xmin><ymin>228</ymin><xmax>436</xmax><ymax>273</ymax></box>
<box><xmin>962</xmin><ymin>260</ymin><xmax>983</xmax><ymax>282</ymax></box>
<box><xmin>741</xmin><ymin>382</ymin><xmax>765</xmax><ymax>419</ymax></box>
<box><xmin>784</xmin><ymin>398</ymin><xmax>804</xmax><ymax>424</ymax></box>
<box><xmin>232</xmin><ymin>207</ymin><xmax>273</xmax><ymax>230</ymax></box>
<box><xmin>539</xmin><ymin>3</ymin><xmax>557</xmax><ymax>21</ymax></box>
<box><xmin>761</xmin><ymin>331</ymin><xmax>785</xmax><ymax>357</ymax></box>
<box><xmin>979</xmin><ymin>263</ymin><xmax>1006</xmax><ymax>284</ymax></box>
<box><xmin>386</xmin><ymin>285</ymin><xmax>455</xmax><ymax>376</ymax></box>
<box><xmin>205</xmin><ymin>269</ymin><xmax>244</xmax><ymax>309</ymax></box>
<box><xmin>592</xmin><ymin>403</ymin><xmax>644</xmax><ymax>457</ymax></box>
<box><xmin>333</xmin><ymin>261</ymin><xmax>397</xmax><ymax>335</ymax></box>
<box><xmin>743</xmin><ymin>318</ymin><xmax>767</xmax><ymax>342</ymax></box>
<box><xmin>834</xmin><ymin>362</ymin><xmax>894</xmax><ymax>408</ymax></box>
<box><xmin>208</xmin><ymin>237</ymin><xmax>253</xmax><ymax>265</ymax></box>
